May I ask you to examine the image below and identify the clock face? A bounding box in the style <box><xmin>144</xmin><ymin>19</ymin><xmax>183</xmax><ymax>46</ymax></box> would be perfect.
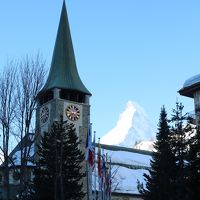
<box><xmin>40</xmin><ymin>106</ymin><xmax>49</xmax><ymax>124</ymax></box>
<box><xmin>66</xmin><ymin>105</ymin><xmax>80</xmax><ymax>121</ymax></box>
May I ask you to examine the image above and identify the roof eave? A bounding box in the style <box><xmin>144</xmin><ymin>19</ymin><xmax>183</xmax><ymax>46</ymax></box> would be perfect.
<box><xmin>178</xmin><ymin>82</ymin><xmax>200</xmax><ymax>98</ymax></box>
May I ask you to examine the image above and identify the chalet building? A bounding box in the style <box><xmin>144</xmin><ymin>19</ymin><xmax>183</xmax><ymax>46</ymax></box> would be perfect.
<box><xmin>179</xmin><ymin>74</ymin><xmax>200</xmax><ymax>126</ymax></box>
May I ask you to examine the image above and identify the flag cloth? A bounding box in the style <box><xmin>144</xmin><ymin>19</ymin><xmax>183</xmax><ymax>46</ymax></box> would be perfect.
<box><xmin>88</xmin><ymin>132</ymin><xmax>95</xmax><ymax>169</ymax></box>
<box><xmin>85</xmin><ymin>124</ymin><xmax>92</xmax><ymax>161</ymax></box>
<box><xmin>106</xmin><ymin>163</ymin><xmax>112</xmax><ymax>199</ymax></box>
<box><xmin>97</xmin><ymin>139</ymin><xmax>102</xmax><ymax>200</ymax></box>
<box><xmin>97</xmin><ymin>141</ymin><xmax>101</xmax><ymax>177</ymax></box>
<box><xmin>101</xmin><ymin>154</ymin><xmax>106</xmax><ymax>182</ymax></box>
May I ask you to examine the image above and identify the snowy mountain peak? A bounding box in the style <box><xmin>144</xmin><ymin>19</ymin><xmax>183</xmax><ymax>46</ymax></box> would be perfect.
<box><xmin>101</xmin><ymin>101</ymin><xmax>155</xmax><ymax>149</ymax></box>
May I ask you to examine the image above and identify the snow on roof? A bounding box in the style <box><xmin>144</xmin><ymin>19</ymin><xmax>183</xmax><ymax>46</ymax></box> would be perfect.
<box><xmin>92</xmin><ymin>164</ymin><xmax>149</xmax><ymax>195</ymax></box>
<box><xmin>103</xmin><ymin>148</ymin><xmax>151</xmax><ymax>168</ymax></box>
<box><xmin>9</xmin><ymin>133</ymin><xmax>35</xmax><ymax>167</ymax></box>
<box><xmin>183</xmin><ymin>73</ymin><xmax>200</xmax><ymax>88</ymax></box>
<box><xmin>92</xmin><ymin>164</ymin><xmax>148</xmax><ymax>195</ymax></box>
<box><xmin>113</xmin><ymin>165</ymin><xmax>148</xmax><ymax>194</ymax></box>
<box><xmin>12</xmin><ymin>145</ymin><xmax>35</xmax><ymax>166</ymax></box>
<box><xmin>94</xmin><ymin>145</ymin><xmax>152</xmax><ymax>195</ymax></box>
<box><xmin>107</xmin><ymin>148</ymin><xmax>150</xmax><ymax>194</ymax></box>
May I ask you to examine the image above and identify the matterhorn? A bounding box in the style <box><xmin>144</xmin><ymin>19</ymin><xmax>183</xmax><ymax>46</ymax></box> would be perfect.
<box><xmin>101</xmin><ymin>101</ymin><xmax>155</xmax><ymax>150</ymax></box>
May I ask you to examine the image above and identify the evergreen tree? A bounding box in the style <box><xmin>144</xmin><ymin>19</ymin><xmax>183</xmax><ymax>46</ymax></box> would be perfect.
<box><xmin>187</xmin><ymin>126</ymin><xmax>200</xmax><ymax>200</ymax></box>
<box><xmin>33</xmin><ymin>117</ymin><xmax>85</xmax><ymax>200</ymax></box>
<box><xmin>139</xmin><ymin>107</ymin><xmax>176</xmax><ymax>200</ymax></box>
<box><xmin>170</xmin><ymin>102</ymin><xmax>192</xmax><ymax>200</ymax></box>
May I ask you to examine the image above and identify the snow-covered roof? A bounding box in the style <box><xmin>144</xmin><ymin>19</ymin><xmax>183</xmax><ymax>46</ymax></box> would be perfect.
<box><xmin>8</xmin><ymin>133</ymin><xmax>35</xmax><ymax>167</ymax></box>
<box><xmin>179</xmin><ymin>73</ymin><xmax>200</xmax><ymax>98</ymax></box>
<box><xmin>183</xmin><ymin>74</ymin><xmax>200</xmax><ymax>88</ymax></box>
<box><xmin>103</xmin><ymin>148</ymin><xmax>150</xmax><ymax>169</ymax></box>
<box><xmin>113</xmin><ymin>166</ymin><xmax>148</xmax><ymax>194</ymax></box>
<box><xmin>12</xmin><ymin>145</ymin><xmax>35</xmax><ymax>166</ymax></box>
<box><xmin>98</xmin><ymin>144</ymin><xmax>152</xmax><ymax>195</ymax></box>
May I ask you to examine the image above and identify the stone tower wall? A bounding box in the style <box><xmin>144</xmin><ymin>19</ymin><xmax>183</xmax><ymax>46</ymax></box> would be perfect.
<box><xmin>35</xmin><ymin>98</ymin><xmax>90</xmax><ymax>199</ymax></box>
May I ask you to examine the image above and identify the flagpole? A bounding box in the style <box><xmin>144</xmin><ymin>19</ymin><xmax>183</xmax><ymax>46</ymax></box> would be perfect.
<box><xmin>89</xmin><ymin>165</ymin><xmax>93</xmax><ymax>200</ymax></box>
<box><xmin>102</xmin><ymin>149</ymin><xmax>105</xmax><ymax>200</ymax></box>
<box><xmin>97</xmin><ymin>138</ymin><xmax>101</xmax><ymax>200</ymax></box>
<box><xmin>109</xmin><ymin>157</ymin><xmax>111</xmax><ymax>200</ymax></box>
<box><xmin>94</xmin><ymin>131</ymin><xmax>97</xmax><ymax>200</ymax></box>
<box><xmin>86</xmin><ymin>161</ymin><xmax>90</xmax><ymax>200</ymax></box>
<box><xmin>86</xmin><ymin>123</ymin><xmax>92</xmax><ymax>200</ymax></box>
<box><xmin>106</xmin><ymin>153</ymin><xmax>108</xmax><ymax>200</ymax></box>
<box><xmin>105</xmin><ymin>152</ymin><xmax>108</xmax><ymax>200</ymax></box>
<box><xmin>90</xmin><ymin>124</ymin><xmax>93</xmax><ymax>200</ymax></box>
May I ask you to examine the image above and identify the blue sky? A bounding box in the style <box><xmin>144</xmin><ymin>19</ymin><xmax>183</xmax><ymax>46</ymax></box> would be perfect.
<box><xmin>0</xmin><ymin>0</ymin><xmax>200</xmax><ymax>138</ymax></box>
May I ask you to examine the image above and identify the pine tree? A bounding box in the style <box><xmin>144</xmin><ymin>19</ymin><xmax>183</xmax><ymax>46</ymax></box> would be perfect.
<box><xmin>63</xmin><ymin>122</ymin><xmax>86</xmax><ymax>199</ymax></box>
<box><xmin>170</xmin><ymin>102</ymin><xmax>192</xmax><ymax>200</ymax></box>
<box><xmin>139</xmin><ymin>107</ymin><xmax>176</xmax><ymax>200</ymax></box>
<box><xmin>187</xmin><ymin>126</ymin><xmax>200</xmax><ymax>200</ymax></box>
<box><xmin>33</xmin><ymin>117</ymin><xmax>85</xmax><ymax>200</ymax></box>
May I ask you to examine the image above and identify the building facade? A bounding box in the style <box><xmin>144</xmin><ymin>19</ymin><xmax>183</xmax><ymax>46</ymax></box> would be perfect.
<box><xmin>179</xmin><ymin>74</ymin><xmax>200</xmax><ymax>125</ymax></box>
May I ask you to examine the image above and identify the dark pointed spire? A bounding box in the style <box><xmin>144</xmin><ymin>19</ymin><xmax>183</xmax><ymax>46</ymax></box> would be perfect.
<box><xmin>41</xmin><ymin>1</ymin><xmax>91</xmax><ymax>95</ymax></box>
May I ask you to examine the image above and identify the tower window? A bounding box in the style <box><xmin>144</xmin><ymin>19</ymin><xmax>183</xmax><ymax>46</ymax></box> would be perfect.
<box><xmin>60</xmin><ymin>89</ymin><xmax>85</xmax><ymax>103</ymax></box>
<box><xmin>38</xmin><ymin>91</ymin><xmax>53</xmax><ymax>106</ymax></box>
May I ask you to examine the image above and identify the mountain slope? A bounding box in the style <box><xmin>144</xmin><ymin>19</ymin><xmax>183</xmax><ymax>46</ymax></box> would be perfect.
<box><xmin>101</xmin><ymin>101</ymin><xmax>155</xmax><ymax>149</ymax></box>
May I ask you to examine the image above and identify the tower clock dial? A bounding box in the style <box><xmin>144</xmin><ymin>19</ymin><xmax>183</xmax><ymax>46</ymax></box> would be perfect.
<box><xmin>66</xmin><ymin>105</ymin><xmax>80</xmax><ymax>121</ymax></box>
<box><xmin>40</xmin><ymin>106</ymin><xmax>49</xmax><ymax>124</ymax></box>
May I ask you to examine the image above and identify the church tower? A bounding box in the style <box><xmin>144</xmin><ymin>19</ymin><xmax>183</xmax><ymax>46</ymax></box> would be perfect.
<box><xmin>35</xmin><ymin>0</ymin><xmax>91</xmax><ymax>180</ymax></box>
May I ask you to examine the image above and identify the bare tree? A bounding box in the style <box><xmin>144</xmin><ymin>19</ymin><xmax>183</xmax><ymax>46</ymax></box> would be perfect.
<box><xmin>0</xmin><ymin>62</ymin><xmax>17</xmax><ymax>200</ymax></box>
<box><xmin>15</xmin><ymin>53</ymin><xmax>46</xmax><ymax>198</ymax></box>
